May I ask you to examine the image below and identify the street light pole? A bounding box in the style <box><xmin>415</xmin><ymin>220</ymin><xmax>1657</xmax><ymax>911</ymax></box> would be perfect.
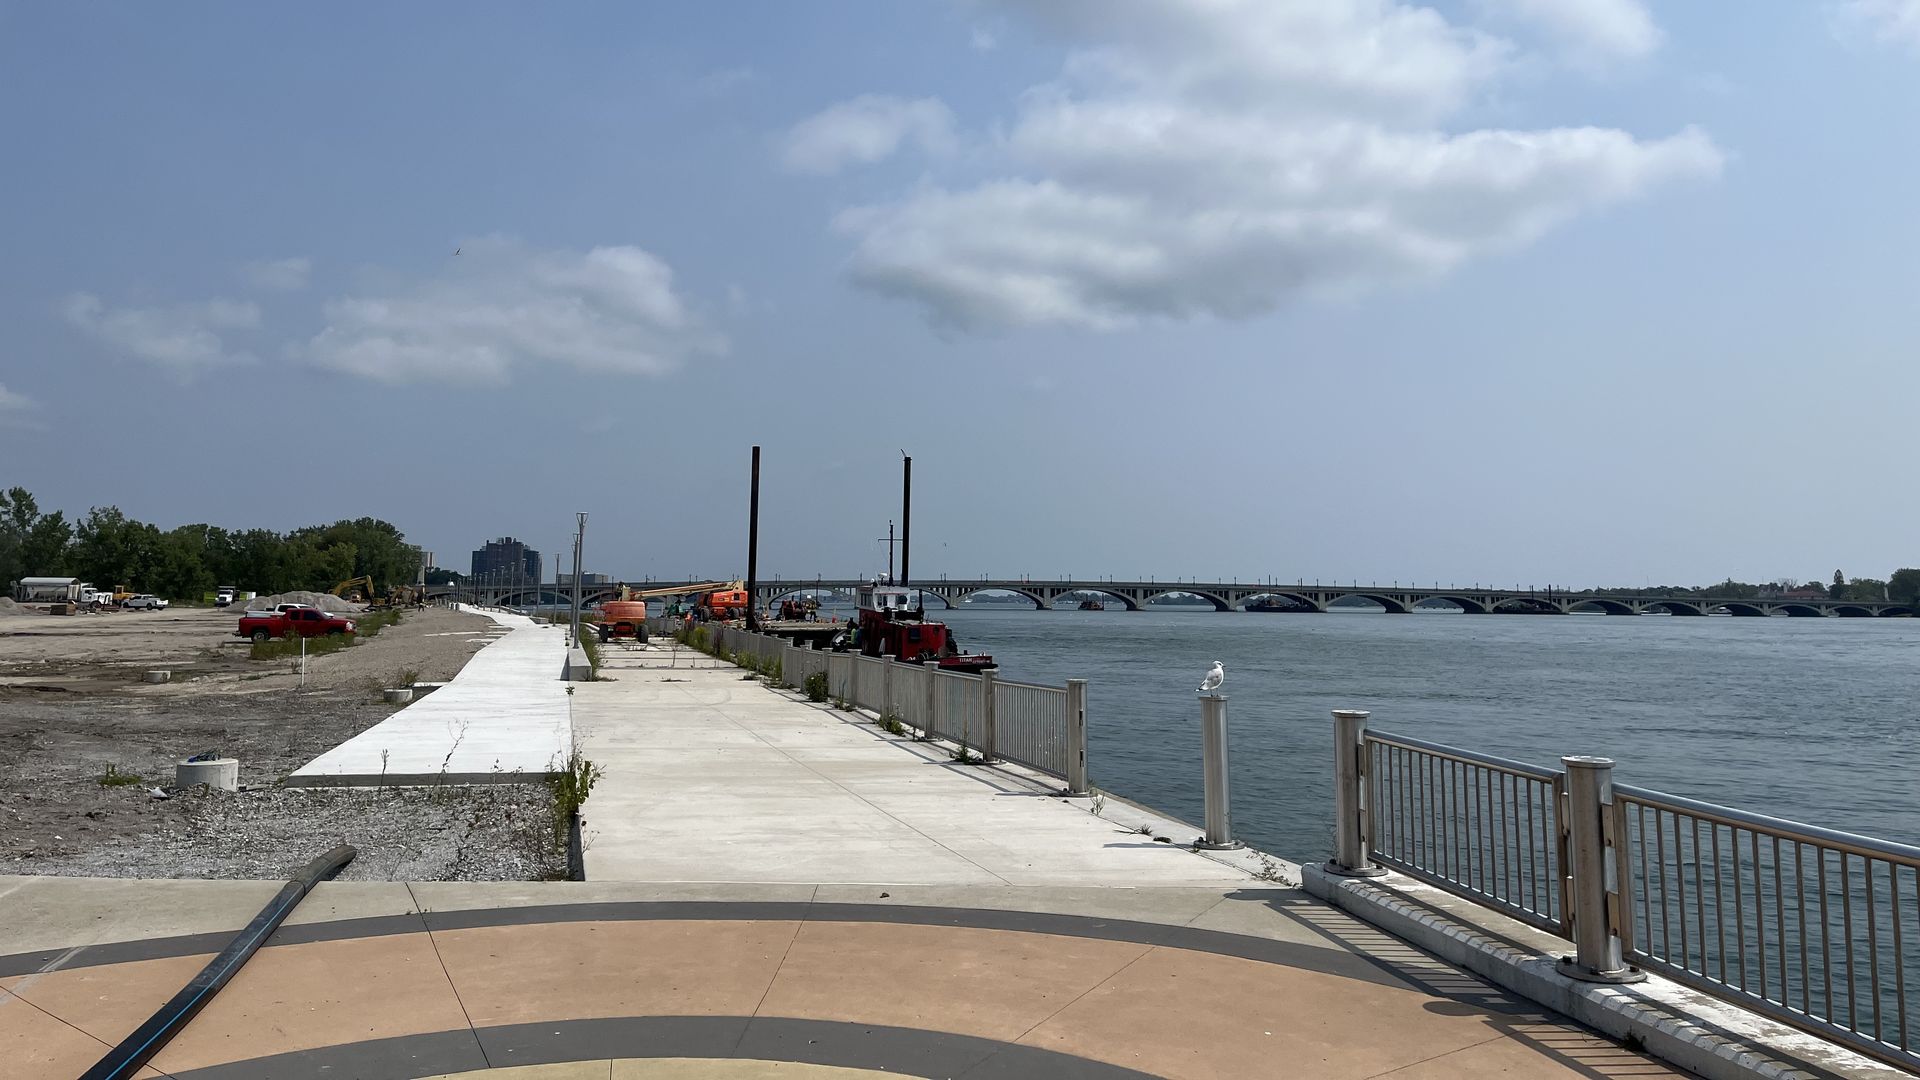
<box><xmin>571</xmin><ymin>512</ymin><xmax>587</xmax><ymax>645</ymax></box>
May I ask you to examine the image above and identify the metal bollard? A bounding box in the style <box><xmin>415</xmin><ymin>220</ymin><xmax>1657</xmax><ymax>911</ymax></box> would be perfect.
<box><xmin>980</xmin><ymin>667</ymin><xmax>999</xmax><ymax>763</ymax></box>
<box><xmin>1325</xmin><ymin>709</ymin><xmax>1386</xmax><ymax>877</ymax></box>
<box><xmin>1065</xmin><ymin>678</ymin><xmax>1089</xmax><ymax>795</ymax></box>
<box><xmin>1196</xmin><ymin>695</ymin><xmax>1242</xmax><ymax>849</ymax></box>
<box><xmin>1557</xmin><ymin>756</ymin><xmax>1644</xmax><ymax>983</ymax></box>
<box><xmin>881</xmin><ymin>655</ymin><xmax>894</xmax><ymax>719</ymax></box>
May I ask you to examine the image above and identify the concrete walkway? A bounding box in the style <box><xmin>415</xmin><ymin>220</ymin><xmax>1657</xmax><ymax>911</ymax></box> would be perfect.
<box><xmin>0</xmin><ymin>877</ymin><xmax>1689</xmax><ymax>1080</ymax></box>
<box><xmin>289</xmin><ymin>605</ymin><xmax>572</xmax><ymax>785</ymax></box>
<box><xmin>573</xmin><ymin>640</ymin><xmax>1257</xmax><ymax>886</ymax></box>
<box><xmin>0</xmin><ymin>634</ymin><xmax>1735</xmax><ymax>1078</ymax></box>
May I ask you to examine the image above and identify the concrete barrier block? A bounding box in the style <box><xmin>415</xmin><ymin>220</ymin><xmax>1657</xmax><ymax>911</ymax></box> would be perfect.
<box><xmin>176</xmin><ymin>758</ymin><xmax>238</xmax><ymax>791</ymax></box>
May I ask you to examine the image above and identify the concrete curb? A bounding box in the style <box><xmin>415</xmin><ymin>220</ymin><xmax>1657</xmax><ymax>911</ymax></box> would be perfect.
<box><xmin>1302</xmin><ymin>864</ymin><xmax>1906</xmax><ymax>1080</ymax></box>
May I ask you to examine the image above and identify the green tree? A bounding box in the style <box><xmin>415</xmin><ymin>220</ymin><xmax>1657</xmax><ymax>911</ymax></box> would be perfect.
<box><xmin>1841</xmin><ymin>578</ymin><xmax>1888</xmax><ymax>602</ymax></box>
<box><xmin>1834</xmin><ymin>570</ymin><xmax>1845</xmax><ymax>590</ymax></box>
<box><xmin>1890</xmin><ymin>569</ymin><xmax>1920</xmax><ymax>607</ymax></box>
<box><xmin>1</xmin><ymin>487</ymin><xmax>73</xmax><ymax>582</ymax></box>
<box><xmin>71</xmin><ymin>506</ymin><xmax>163</xmax><ymax>591</ymax></box>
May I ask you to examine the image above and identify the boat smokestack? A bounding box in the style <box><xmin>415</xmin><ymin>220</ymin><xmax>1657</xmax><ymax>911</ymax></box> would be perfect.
<box><xmin>746</xmin><ymin>445</ymin><xmax>760</xmax><ymax>630</ymax></box>
<box><xmin>900</xmin><ymin>454</ymin><xmax>911</xmax><ymax>592</ymax></box>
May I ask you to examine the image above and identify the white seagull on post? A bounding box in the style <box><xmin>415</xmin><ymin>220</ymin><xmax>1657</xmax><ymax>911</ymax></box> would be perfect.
<box><xmin>1197</xmin><ymin>660</ymin><xmax>1224</xmax><ymax>693</ymax></box>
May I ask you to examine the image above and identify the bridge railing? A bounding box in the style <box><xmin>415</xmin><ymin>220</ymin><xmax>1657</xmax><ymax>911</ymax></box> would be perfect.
<box><xmin>1330</xmin><ymin>713</ymin><xmax>1919</xmax><ymax>1071</ymax></box>
<box><xmin>713</xmin><ymin>629</ymin><xmax>1085</xmax><ymax>786</ymax></box>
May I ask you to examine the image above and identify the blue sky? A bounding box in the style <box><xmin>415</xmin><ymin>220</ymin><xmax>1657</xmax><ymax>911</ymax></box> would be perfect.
<box><xmin>3</xmin><ymin>1</ymin><xmax>1917</xmax><ymax>587</ymax></box>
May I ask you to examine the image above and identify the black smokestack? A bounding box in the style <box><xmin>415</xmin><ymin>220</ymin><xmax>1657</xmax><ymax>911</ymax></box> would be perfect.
<box><xmin>746</xmin><ymin>445</ymin><xmax>760</xmax><ymax>630</ymax></box>
<box><xmin>900</xmin><ymin>454</ymin><xmax>911</xmax><ymax>591</ymax></box>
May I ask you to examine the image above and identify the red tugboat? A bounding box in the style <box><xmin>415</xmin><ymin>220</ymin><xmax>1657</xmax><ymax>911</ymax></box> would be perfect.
<box><xmin>835</xmin><ymin>580</ymin><xmax>995</xmax><ymax>674</ymax></box>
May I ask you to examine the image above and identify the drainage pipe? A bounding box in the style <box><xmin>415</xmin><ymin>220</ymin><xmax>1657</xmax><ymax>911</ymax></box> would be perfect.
<box><xmin>80</xmin><ymin>844</ymin><xmax>356</xmax><ymax>1080</ymax></box>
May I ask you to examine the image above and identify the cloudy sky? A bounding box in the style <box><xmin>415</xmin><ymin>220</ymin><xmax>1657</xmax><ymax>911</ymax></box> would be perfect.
<box><xmin>3</xmin><ymin>1</ymin><xmax>1917</xmax><ymax>587</ymax></box>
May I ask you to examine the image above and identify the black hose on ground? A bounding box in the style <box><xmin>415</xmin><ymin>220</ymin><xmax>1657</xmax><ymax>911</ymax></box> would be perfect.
<box><xmin>80</xmin><ymin>844</ymin><xmax>357</xmax><ymax>1080</ymax></box>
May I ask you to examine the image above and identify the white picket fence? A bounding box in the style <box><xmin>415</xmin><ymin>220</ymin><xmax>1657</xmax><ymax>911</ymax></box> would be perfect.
<box><xmin>695</xmin><ymin>625</ymin><xmax>1086</xmax><ymax>787</ymax></box>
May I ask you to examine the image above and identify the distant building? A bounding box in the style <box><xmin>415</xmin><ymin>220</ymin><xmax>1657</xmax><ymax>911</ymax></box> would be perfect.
<box><xmin>1782</xmin><ymin>585</ymin><xmax>1827</xmax><ymax>601</ymax></box>
<box><xmin>557</xmin><ymin>573</ymin><xmax>611</xmax><ymax>586</ymax></box>
<box><xmin>471</xmin><ymin>537</ymin><xmax>542</xmax><ymax>581</ymax></box>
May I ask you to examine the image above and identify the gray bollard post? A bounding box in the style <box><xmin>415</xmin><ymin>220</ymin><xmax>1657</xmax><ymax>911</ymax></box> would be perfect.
<box><xmin>1196</xmin><ymin>695</ymin><xmax>1242</xmax><ymax>849</ymax></box>
<box><xmin>1557</xmin><ymin>755</ymin><xmax>1645</xmax><ymax>983</ymax></box>
<box><xmin>1065</xmin><ymin>678</ymin><xmax>1089</xmax><ymax>795</ymax></box>
<box><xmin>882</xmin><ymin>655</ymin><xmax>894</xmax><ymax>720</ymax></box>
<box><xmin>1324</xmin><ymin>709</ymin><xmax>1386</xmax><ymax>877</ymax></box>
<box><xmin>980</xmin><ymin>667</ymin><xmax>999</xmax><ymax>763</ymax></box>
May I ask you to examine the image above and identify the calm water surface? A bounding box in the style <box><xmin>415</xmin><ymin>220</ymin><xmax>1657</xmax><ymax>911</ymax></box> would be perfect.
<box><xmin>931</xmin><ymin>608</ymin><xmax>1920</xmax><ymax>862</ymax></box>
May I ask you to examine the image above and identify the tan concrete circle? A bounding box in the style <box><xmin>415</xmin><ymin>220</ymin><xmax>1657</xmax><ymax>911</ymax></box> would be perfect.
<box><xmin>417</xmin><ymin>1058</ymin><xmax>924</xmax><ymax>1079</ymax></box>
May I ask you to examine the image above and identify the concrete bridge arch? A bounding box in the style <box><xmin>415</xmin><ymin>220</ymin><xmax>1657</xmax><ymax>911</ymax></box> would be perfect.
<box><xmin>1140</xmin><ymin>589</ymin><xmax>1232</xmax><ymax>612</ymax></box>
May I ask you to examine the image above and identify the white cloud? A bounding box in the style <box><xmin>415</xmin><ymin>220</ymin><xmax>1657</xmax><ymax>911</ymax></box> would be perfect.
<box><xmin>1835</xmin><ymin>0</ymin><xmax>1920</xmax><ymax>51</ymax></box>
<box><xmin>1478</xmin><ymin>0</ymin><xmax>1661</xmax><ymax>60</ymax></box>
<box><xmin>780</xmin><ymin>95</ymin><xmax>958</xmax><ymax>174</ymax></box>
<box><xmin>293</xmin><ymin>237</ymin><xmax>724</xmax><ymax>384</ymax></box>
<box><xmin>819</xmin><ymin>0</ymin><xmax>1719</xmax><ymax>331</ymax></box>
<box><xmin>61</xmin><ymin>293</ymin><xmax>260</xmax><ymax>373</ymax></box>
<box><xmin>0</xmin><ymin>383</ymin><xmax>37</xmax><ymax>429</ymax></box>
<box><xmin>241</xmin><ymin>256</ymin><xmax>312</xmax><ymax>291</ymax></box>
<box><xmin>970</xmin><ymin>27</ymin><xmax>999</xmax><ymax>51</ymax></box>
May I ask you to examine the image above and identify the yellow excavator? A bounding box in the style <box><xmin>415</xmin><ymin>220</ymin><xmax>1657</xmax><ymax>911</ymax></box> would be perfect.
<box><xmin>330</xmin><ymin>576</ymin><xmax>376</xmax><ymax>602</ymax></box>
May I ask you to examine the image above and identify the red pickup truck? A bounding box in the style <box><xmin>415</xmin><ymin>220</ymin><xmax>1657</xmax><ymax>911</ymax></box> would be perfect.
<box><xmin>235</xmin><ymin>608</ymin><xmax>357</xmax><ymax>643</ymax></box>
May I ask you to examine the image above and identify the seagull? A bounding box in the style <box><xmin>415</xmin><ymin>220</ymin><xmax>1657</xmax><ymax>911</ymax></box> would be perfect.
<box><xmin>1197</xmin><ymin>660</ymin><xmax>1224</xmax><ymax>693</ymax></box>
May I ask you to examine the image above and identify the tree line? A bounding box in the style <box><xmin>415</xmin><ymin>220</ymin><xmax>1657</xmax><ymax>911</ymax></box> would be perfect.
<box><xmin>0</xmin><ymin>487</ymin><xmax>421</xmax><ymax>600</ymax></box>
<box><xmin>1578</xmin><ymin>570</ymin><xmax>1919</xmax><ymax>606</ymax></box>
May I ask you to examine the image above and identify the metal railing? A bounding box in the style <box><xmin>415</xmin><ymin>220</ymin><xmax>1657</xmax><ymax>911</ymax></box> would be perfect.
<box><xmin>1615</xmin><ymin>784</ymin><xmax>1919</xmax><ymax>1065</ymax></box>
<box><xmin>699</xmin><ymin>629</ymin><xmax>1085</xmax><ymax>787</ymax></box>
<box><xmin>990</xmin><ymin>676</ymin><xmax>1071</xmax><ymax>776</ymax></box>
<box><xmin>1361</xmin><ymin>728</ymin><xmax>1568</xmax><ymax>936</ymax></box>
<box><xmin>781</xmin><ymin>642</ymin><xmax>828</xmax><ymax>687</ymax></box>
<box><xmin>1327</xmin><ymin>711</ymin><xmax>1919</xmax><ymax>1070</ymax></box>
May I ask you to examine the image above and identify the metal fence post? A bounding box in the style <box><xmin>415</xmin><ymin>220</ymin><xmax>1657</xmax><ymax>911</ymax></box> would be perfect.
<box><xmin>1198</xmin><ymin>695</ymin><xmax>1241</xmax><ymax>849</ymax></box>
<box><xmin>1557</xmin><ymin>755</ymin><xmax>1644</xmax><ymax>983</ymax></box>
<box><xmin>1065</xmin><ymin>678</ymin><xmax>1089</xmax><ymax>795</ymax></box>
<box><xmin>881</xmin><ymin>655</ymin><xmax>894</xmax><ymax>719</ymax></box>
<box><xmin>980</xmin><ymin>667</ymin><xmax>999</xmax><ymax>763</ymax></box>
<box><xmin>1325</xmin><ymin>709</ymin><xmax>1386</xmax><ymax>877</ymax></box>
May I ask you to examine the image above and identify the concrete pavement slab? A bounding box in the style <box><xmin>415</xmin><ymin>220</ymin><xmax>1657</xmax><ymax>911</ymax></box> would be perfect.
<box><xmin>290</xmin><ymin>606</ymin><xmax>571</xmax><ymax>784</ymax></box>
<box><xmin>576</xmin><ymin>649</ymin><xmax>1255</xmax><ymax>887</ymax></box>
<box><xmin>0</xmin><ymin>875</ymin><xmax>278</xmax><ymax>956</ymax></box>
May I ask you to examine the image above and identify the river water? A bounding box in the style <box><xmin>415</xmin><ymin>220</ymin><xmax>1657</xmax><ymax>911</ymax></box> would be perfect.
<box><xmin>928</xmin><ymin>606</ymin><xmax>1920</xmax><ymax>863</ymax></box>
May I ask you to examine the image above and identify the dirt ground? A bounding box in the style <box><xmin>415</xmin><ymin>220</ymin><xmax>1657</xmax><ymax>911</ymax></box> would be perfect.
<box><xmin>0</xmin><ymin>605</ymin><xmax>564</xmax><ymax>881</ymax></box>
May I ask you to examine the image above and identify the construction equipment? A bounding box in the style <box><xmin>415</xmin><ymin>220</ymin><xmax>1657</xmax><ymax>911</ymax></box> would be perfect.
<box><xmin>330</xmin><ymin>576</ymin><xmax>375</xmax><ymax>603</ymax></box>
<box><xmin>611</xmin><ymin>581</ymin><xmax>749</xmax><ymax>621</ymax></box>
<box><xmin>619</xmin><ymin>581</ymin><xmax>738</xmax><ymax>601</ymax></box>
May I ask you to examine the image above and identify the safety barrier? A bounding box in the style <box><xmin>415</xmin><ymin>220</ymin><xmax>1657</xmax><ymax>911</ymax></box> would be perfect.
<box><xmin>1327</xmin><ymin>710</ymin><xmax>1919</xmax><ymax>1071</ymax></box>
<box><xmin>699</xmin><ymin>628</ymin><xmax>1086</xmax><ymax>788</ymax></box>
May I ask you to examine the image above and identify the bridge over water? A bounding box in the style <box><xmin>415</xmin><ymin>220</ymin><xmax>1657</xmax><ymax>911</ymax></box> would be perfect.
<box><xmin>433</xmin><ymin>578</ymin><xmax>1912</xmax><ymax>618</ymax></box>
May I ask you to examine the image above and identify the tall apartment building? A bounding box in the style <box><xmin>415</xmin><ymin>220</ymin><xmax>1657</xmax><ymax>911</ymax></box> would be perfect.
<box><xmin>470</xmin><ymin>537</ymin><xmax>542</xmax><ymax>580</ymax></box>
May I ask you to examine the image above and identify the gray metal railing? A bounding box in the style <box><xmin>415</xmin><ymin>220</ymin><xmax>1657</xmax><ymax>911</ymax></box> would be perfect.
<box><xmin>1330</xmin><ymin>712</ymin><xmax>1919</xmax><ymax>1070</ymax></box>
<box><xmin>1361</xmin><ymin>728</ymin><xmax>1568</xmax><ymax>936</ymax></box>
<box><xmin>990</xmin><ymin>676</ymin><xmax>1071</xmax><ymax>776</ymax></box>
<box><xmin>1615</xmin><ymin>784</ymin><xmax>1919</xmax><ymax>1065</ymax></box>
<box><xmin>699</xmin><ymin>629</ymin><xmax>1085</xmax><ymax>785</ymax></box>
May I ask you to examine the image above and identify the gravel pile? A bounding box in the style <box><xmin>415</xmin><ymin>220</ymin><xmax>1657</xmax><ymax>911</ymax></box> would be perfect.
<box><xmin>0</xmin><ymin>597</ymin><xmax>24</xmax><ymax>613</ymax></box>
<box><xmin>13</xmin><ymin>785</ymin><xmax>564</xmax><ymax>881</ymax></box>
<box><xmin>242</xmin><ymin>590</ymin><xmax>366</xmax><ymax>613</ymax></box>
